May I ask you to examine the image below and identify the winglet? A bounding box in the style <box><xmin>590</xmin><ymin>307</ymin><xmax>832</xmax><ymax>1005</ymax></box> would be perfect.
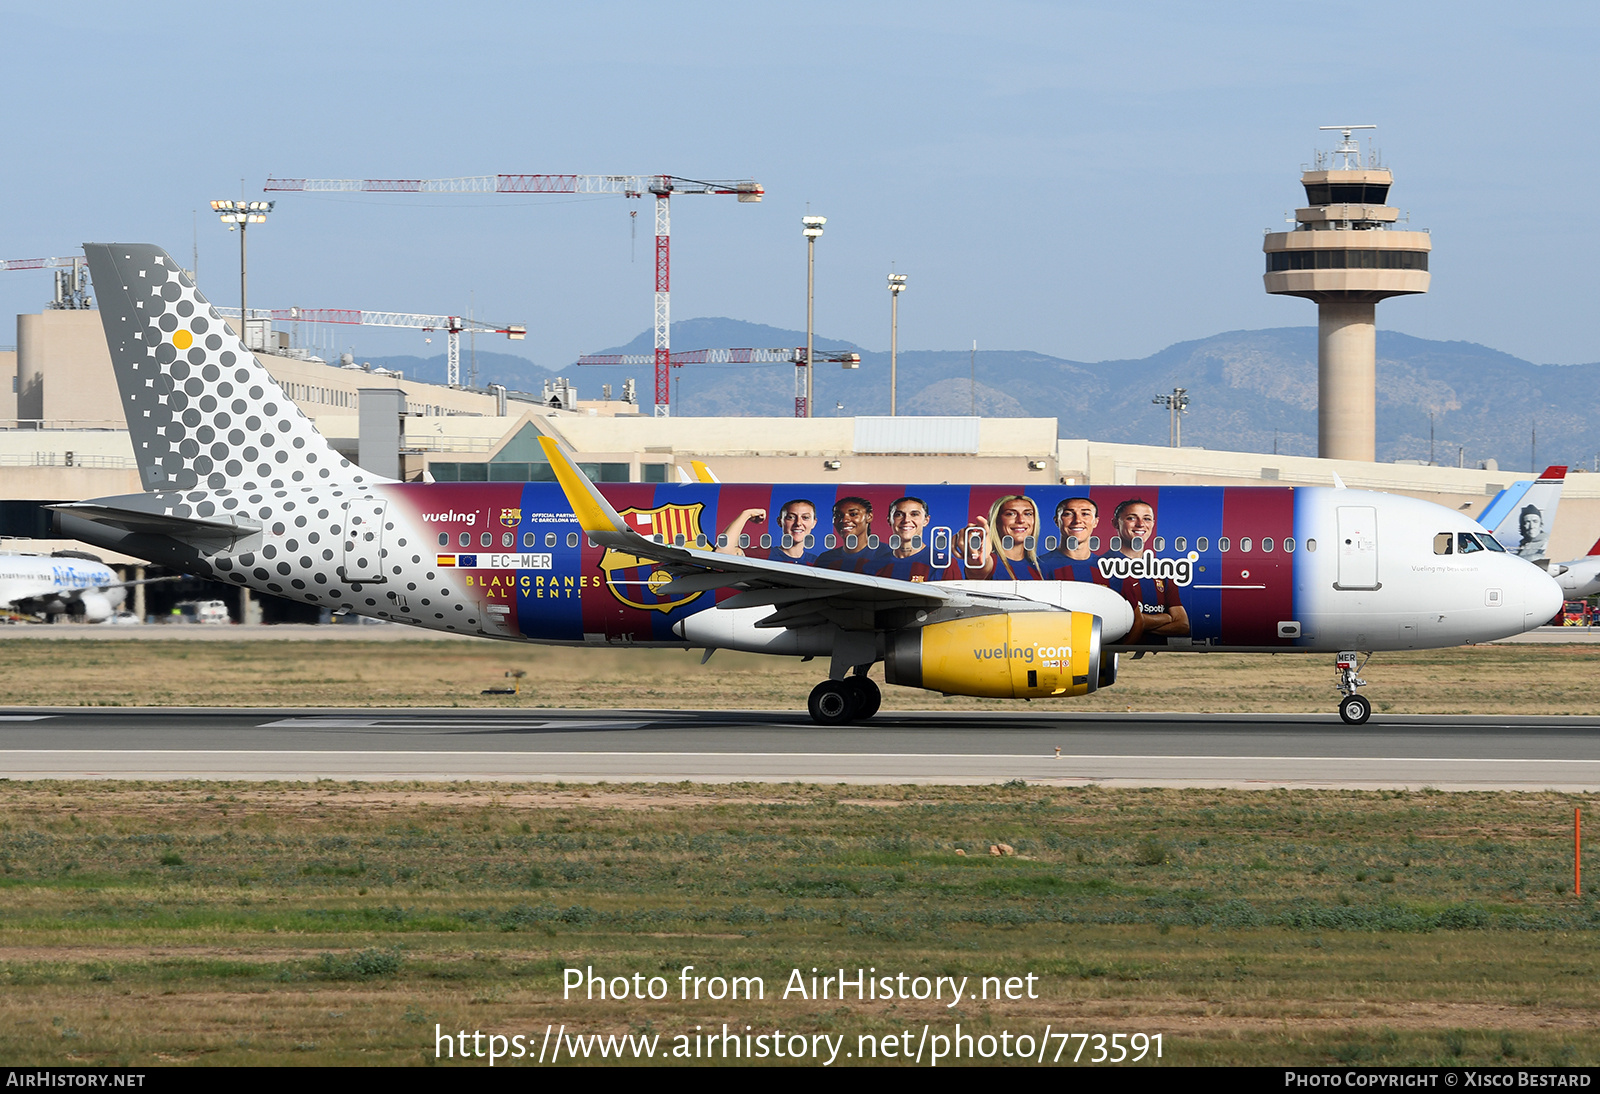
<box><xmin>690</xmin><ymin>459</ymin><xmax>720</xmax><ymax>484</ymax></box>
<box><xmin>537</xmin><ymin>436</ymin><xmax>630</xmax><ymax>536</ymax></box>
<box><xmin>1588</xmin><ymin>537</ymin><xmax>1600</xmax><ymax>558</ymax></box>
<box><xmin>1330</xmin><ymin>471</ymin><xmax>1347</xmax><ymax>489</ymax></box>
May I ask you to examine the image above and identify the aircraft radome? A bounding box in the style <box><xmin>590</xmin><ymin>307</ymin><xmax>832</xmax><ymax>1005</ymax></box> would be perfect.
<box><xmin>53</xmin><ymin>244</ymin><xmax>1563</xmax><ymax>725</ymax></box>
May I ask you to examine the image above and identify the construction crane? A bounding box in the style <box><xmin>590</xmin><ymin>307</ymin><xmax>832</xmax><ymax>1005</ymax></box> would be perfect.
<box><xmin>577</xmin><ymin>346</ymin><xmax>861</xmax><ymax>417</ymax></box>
<box><xmin>1</xmin><ymin>256</ymin><xmax>92</xmax><ymax>309</ymax></box>
<box><xmin>217</xmin><ymin>306</ymin><xmax>525</xmax><ymax>387</ymax></box>
<box><xmin>263</xmin><ymin>173</ymin><xmax>763</xmax><ymax>417</ymax></box>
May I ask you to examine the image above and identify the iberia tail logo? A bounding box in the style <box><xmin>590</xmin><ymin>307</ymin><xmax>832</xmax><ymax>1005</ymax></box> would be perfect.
<box><xmin>599</xmin><ymin>502</ymin><xmax>707</xmax><ymax>612</ymax></box>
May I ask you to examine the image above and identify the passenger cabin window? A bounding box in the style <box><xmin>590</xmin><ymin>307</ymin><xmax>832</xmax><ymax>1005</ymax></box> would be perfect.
<box><xmin>523</xmin><ymin>532</ymin><xmax>536</xmax><ymax>548</ymax></box>
<box><xmin>805</xmin><ymin>535</ymin><xmax>816</xmax><ymax>549</ymax></box>
<box><xmin>1023</xmin><ymin>536</ymin><xmax>1034</xmax><ymax>552</ymax></box>
<box><xmin>438</xmin><ymin>533</ymin><xmax>448</xmax><ymax>546</ymax></box>
<box><xmin>1261</xmin><ymin>537</ymin><xmax>1274</xmax><ymax>552</ymax></box>
<box><xmin>1240</xmin><ymin>537</ymin><xmax>1252</xmax><ymax>552</ymax></box>
<box><xmin>1109</xmin><ymin>536</ymin><xmax>1122</xmax><ymax>552</ymax></box>
<box><xmin>695</xmin><ymin>533</ymin><xmax>707</xmax><ymax>547</ymax></box>
<box><xmin>1130</xmin><ymin>536</ymin><xmax>1143</xmax><ymax>552</ymax></box>
<box><xmin>739</xmin><ymin>534</ymin><xmax>750</xmax><ymax>548</ymax></box>
<box><xmin>568</xmin><ymin>533</ymin><xmax>580</xmax><ymax>548</ymax></box>
<box><xmin>1089</xmin><ymin>536</ymin><xmax>1100</xmax><ymax>551</ymax></box>
<box><xmin>1218</xmin><ymin>537</ymin><xmax>1231</xmax><ymax>552</ymax></box>
<box><xmin>502</xmin><ymin>532</ymin><xmax>514</xmax><ymax>547</ymax></box>
<box><xmin>825</xmin><ymin>535</ymin><xmax>836</xmax><ymax>548</ymax></box>
<box><xmin>1284</xmin><ymin>537</ymin><xmax>1296</xmax><ymax>552</ymax></box>
<box><xmin>1196</xmin><ymin>537</ymin><xmax>1209</xmax><ymax>552</ymax></box>
<box><xmin>1002</xmin><ymin>535</ymin><xmax>1014</xmax><ymax>550</ymax></box>
<box><xmin>782</xmin><ymin>534</ymin><xmax>794</xmax><ymax>549</ymax></box>
<box><xmin>1065</xmin><ymin>536</ymin><xmax>1079</xmax><ymax>551</ymax></box>
<box><xmin>759</xmin><ymin>534</ymin><xmax>771</xmax><ymax>549</ymax></box>
<box><xmin>1174</xmin><ymin>536</ymin><xmax>1186</xmax><ymax>552</ymax></box>
<box><xmin>868</xmin><ymin>535</ymin><xmax>880</xmax><ymax>549</ymax></box>
<box><xmin>480</xmin><ymin>533</ymin><xmax>493</xmax><ymax>547</ymax></box>
<box><xmin>459</xmin><ymin>532</ymin><xmax>471</xmax><ymax>547</ymax></box>
<box><xmin>1153</xmin><ymin>536</ymin><xmax>1164</xmax><ymax>552</ymax></box>
<box><xmin>545</xmin><ymin>532</ymin><xmax>556</xmax><ymax>548</ymax></box>
<box><xmin>1458</xmin><ymin>532</ymin><xmax>1485</xmax><ymax>554</ymax></box>
<box><xmin>717</xmin><ymin>534</ymin><xmax>728</xmax><ymax>547</ymax></box>
<box><xmin>1045</xmin><ymin>535</ymin><xmax>1058</xmax><ymax>551</ymax></box>
<box><xmin>846</xmin><ymin>534</ymin><xmax>859</xmax><ymax>549</ymax></box>
<box><xmin>1306</xmin><ymin>538</ymin><xmax>1317</xmax><ymax>552</ymax></box>
<box><xmin>1434</xmin><ymin>533</ymin><xmax>1454</xmax><ymax>555</ymax></box>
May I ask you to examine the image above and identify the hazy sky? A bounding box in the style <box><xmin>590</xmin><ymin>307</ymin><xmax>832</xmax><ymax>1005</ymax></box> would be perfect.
<box><xmin>3</xmin><ymin>2</ymin><xmax>1596</xmax><ymax>369</ymax></box>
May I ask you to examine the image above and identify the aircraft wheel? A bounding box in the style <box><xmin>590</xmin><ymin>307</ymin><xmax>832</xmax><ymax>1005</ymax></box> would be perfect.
<box><xmin>808</xmin><ymin>680</ymin><xmax>854</xmax><ymax>726</ymax></box>
<box><xmin>846</xmin><ymin>676</ymin><xmax>881</xmax><ymax>720</ymax></box>
<box><xmin>1338</xmin><ymin>694</ymin><xmax>1372</xmax><ymax>726</ymax></box>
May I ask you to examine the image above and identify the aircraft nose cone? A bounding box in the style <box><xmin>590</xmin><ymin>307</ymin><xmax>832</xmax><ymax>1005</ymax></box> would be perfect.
<box><xmin>1524</xmin><ymin>566</ymin><xmax>1564</xmax><ymax>629</ymax></box>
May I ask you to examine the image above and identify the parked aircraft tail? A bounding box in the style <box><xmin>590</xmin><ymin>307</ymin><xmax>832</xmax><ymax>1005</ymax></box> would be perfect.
<box><xmin>1477</xmin><ymin>465</ymin><xmax>1566</xmax><ymax>563</ymax></box>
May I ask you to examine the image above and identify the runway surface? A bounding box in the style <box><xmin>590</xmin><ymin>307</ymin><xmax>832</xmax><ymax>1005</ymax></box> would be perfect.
<box><xmin>2</xmin><ymin>707</ymin><xmax>1599</xmax><ymax>789</ymax></box>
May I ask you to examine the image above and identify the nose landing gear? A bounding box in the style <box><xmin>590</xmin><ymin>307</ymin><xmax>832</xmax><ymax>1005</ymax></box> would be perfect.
<box><xmin>1335</xmin><ymin>650</ymin><xmax>1372</xmax><ymax>725</ymax></box>
<box><xmin>807</xmin><ymin>671</ymin><xmax>882</xmax><ymax>725</ymax></box>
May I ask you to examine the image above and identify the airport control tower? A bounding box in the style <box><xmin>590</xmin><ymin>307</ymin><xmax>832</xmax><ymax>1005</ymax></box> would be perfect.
<box><xmin>1263</xmin><ymin>126</ymin><xmax>1430</xmax><ymax>462</ymax></box>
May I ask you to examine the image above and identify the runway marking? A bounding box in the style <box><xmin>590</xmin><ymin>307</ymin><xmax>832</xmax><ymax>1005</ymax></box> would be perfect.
<box><xmin>1</xmin><ymin>749</ymin><xmax>1597</xmax><ymax>764</ymax></box>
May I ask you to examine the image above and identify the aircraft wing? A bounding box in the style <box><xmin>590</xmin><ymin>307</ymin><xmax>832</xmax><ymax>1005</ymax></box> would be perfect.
<box><xmin>537</xmin><ymin>437</ymin><xmax>1063</xmax><ymax>632</ymax></box>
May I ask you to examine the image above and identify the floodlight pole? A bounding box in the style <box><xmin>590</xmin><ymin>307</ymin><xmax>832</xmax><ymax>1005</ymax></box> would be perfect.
<box><xmin>211</xmin><ymin>199</ymin><xmax>274</xmax><ymax>347</ymax></box>
<box><xmin>888</xmin><ymin>272</ymin><xmax>907</xmax><ymax>416</ymax></box>
<box><xmin>802</xmin><ymin>216</ymin><xmax>826</xmax><ymax>418</ymax></box>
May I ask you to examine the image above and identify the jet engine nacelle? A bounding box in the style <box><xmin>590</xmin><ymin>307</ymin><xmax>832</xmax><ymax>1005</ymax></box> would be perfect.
<box><xmin>78</xmin><ymin>592</ymin><xmax>115</xmax><ymax>621</ymax></box>
<box><xmin>885</xmin><ymin>610</ymin><xmax>1104</xmax><ymax>699</ymax></box>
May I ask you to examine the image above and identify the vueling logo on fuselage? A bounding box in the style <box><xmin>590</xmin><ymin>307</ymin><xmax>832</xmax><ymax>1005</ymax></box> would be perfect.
<box><xmin>423</xmin><ymin>510</ymin><xmax>475</xmax><ymax>524</ymax></box>
<box><xmin>1096</xmin><ymin>550</ymin><xmax>1196</xmax><ymax>586</ymax></box>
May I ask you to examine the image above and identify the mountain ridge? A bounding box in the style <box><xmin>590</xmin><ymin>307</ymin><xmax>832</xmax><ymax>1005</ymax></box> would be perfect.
<box><xmin>362</xmin><ymin>320</ymin><xmax>1600</xmax><ymax>473</ymax></box>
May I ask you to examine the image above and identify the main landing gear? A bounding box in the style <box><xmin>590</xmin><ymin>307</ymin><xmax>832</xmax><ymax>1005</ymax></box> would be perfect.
<box><xmin>808</xmin><ymin>671</ymin><xmax>881</xmax><ymax>726</ymax></box>
<box><xmin>1335</xmin><ymin>650</ymin><xmax>1372</xmax><ymax>725</ymax></box>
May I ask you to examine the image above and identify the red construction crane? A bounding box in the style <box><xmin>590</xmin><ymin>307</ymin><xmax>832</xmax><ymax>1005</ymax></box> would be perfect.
<box><xmin>217</xmin><ymin>306</ymin><xmax>524</xmax><ymax>387</ymax></box>
<box><xmin>263</xmin><ymin>174</ymin><xmax>763</xmax><ymax>417</ymax></box>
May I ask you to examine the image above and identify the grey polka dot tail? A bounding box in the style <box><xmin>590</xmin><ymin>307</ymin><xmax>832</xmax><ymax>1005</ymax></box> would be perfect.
<box><xmin>81</xmin><ymin>243</ymin><xmax>378</xmax><ymax>495</ymax></box>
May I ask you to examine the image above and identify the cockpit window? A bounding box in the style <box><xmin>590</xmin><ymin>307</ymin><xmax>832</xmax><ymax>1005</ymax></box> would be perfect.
<box><xmin>1480</xmin><ymin>534</ymin><xmax>1507</xmax><ymax>552</ymax></box>
<box><xmin>1457</xmin><ymin>532</ymin><xmax>1485</xmax><ymax>554</ymax></box>
<box><xmin>1433</xmin><ymin>533</ymin><xmax>1453</xmax><ymax>555</ymax></box>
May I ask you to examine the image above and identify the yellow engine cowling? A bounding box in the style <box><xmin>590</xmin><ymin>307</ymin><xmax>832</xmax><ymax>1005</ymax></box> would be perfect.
<box><xmin>883</xmin><ymin>611</ymin><xmax>1103</xmax><ymax>699</ymax></box>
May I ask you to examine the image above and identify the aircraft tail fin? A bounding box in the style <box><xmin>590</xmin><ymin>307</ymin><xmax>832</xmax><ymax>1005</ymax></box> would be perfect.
<box><xmin>80</xmin><ymin>243</ymin><xmax>378</xmax><ymax>494</ymax></box>
<box><xmin>1587</xmin><ymin>537</ymin><xmax>1600</xmax><ymax>558</ymax></box>
<box><xmin>1483</xmin><ymin>465</ymin><xmax>1566</xmax><ymax>562</ymax></box>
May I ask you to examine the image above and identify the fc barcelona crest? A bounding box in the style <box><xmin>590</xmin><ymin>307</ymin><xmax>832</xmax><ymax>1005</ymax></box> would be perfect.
<box><xmin>599</xmin><ymin>502</ymin><xmax>707</xmax><ymax>613</ymax></box>
<box><xmin>499</xmin><ymin>507</ymin><xmax>521</xmax><ymax>528</ymax></box>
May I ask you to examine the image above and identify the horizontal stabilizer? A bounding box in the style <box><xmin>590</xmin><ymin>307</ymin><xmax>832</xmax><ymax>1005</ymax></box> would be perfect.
<box><xmin>48</xmin><ymin>501</ymin><xmax>260</xmax><ymax>546</ymax></box>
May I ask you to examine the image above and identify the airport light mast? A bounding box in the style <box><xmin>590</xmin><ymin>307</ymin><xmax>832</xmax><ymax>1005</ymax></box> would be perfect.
<box><xmin>263</xmin><ymin>173</ymin><xmax>763</xmax><ymax>417</ymax></box>
<box><xmin>887</xmin><ymin>271</ymin><xmax>907</xmax><ymax>416</ymax></box>
<box><xmin>1263</xmin><ymin>126</ymin><xmax>1431</xmax><ymax>462</ymax></box>
<box><xmin>210</xmin><ymin>200</ymin><xmax>274</xmax><ymax>349</ymax></box>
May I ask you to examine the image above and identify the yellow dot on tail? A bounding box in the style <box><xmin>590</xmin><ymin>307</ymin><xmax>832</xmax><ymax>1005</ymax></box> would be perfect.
<box><xmin>172</xmin><ymin>329</ymin><xmax>193</xmax><ymax>350</ymax></box>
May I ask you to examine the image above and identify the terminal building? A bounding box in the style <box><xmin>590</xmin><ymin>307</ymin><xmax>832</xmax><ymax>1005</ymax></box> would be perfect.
<box><xmin>3</xmin><ymin>303</ymin><xmax>1597</xmax><ymax>625</ymax></box>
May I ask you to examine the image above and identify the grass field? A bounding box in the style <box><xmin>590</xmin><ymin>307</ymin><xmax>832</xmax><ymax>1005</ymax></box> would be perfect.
<box><xmin>1</xmin><ymin>780</ymin><xmax>1597</xmax><ymax>1067</ymax></box>
<box><xmin>0</xmin><ymin>639</ymin><xmax>1596</xmax><ymax>714</ymax></box>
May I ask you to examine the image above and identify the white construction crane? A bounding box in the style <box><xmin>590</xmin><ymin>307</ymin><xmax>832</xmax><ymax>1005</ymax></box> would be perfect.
<box><xmin>263</xmin><ymin>173</ymin><xmax>763</xmax><ymax>416</ymax></box>
<box><xmin>0</xmin><ymin>255</ymin><xmax>91</xmax><ymax>309</ymax></box>
<box><xmin>217</xmin><ymin>306</ymin><xmax>525</xmax><ymax>387</ymax></box>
